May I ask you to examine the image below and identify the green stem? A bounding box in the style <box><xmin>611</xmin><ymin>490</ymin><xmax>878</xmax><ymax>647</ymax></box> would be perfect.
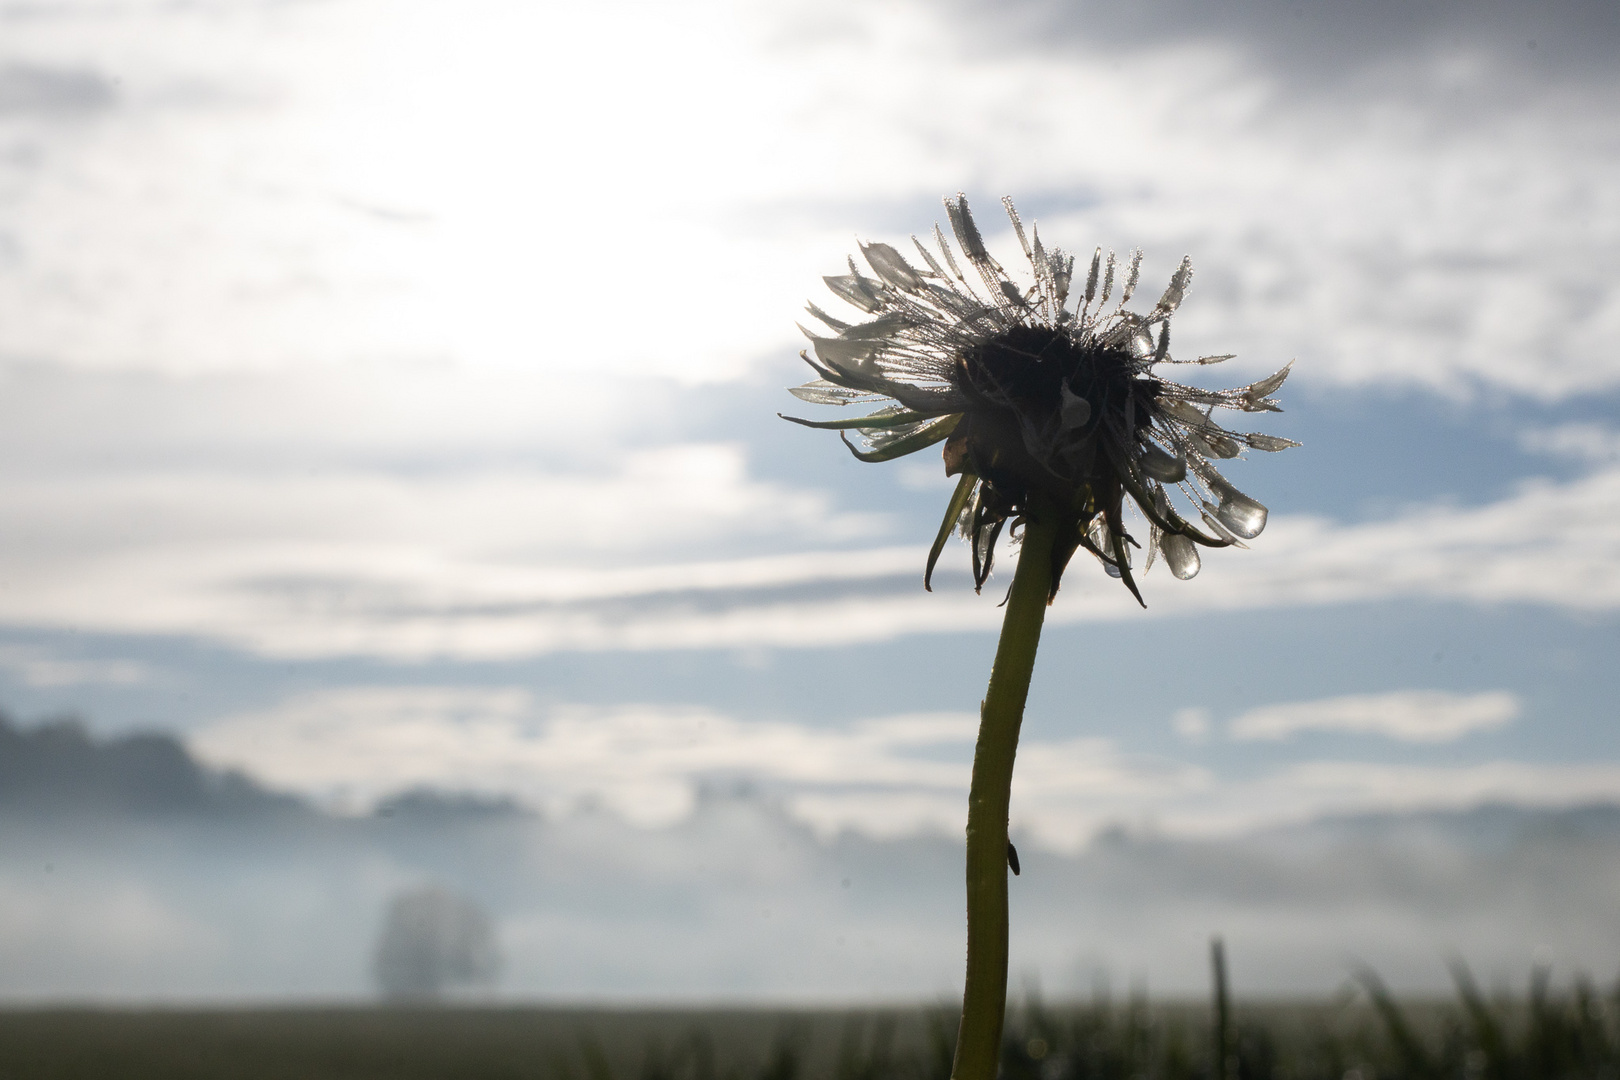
<box><xmin>951</xmin><ymin>512</ymin><xmax>1057</xmax><ymax>1080</ymax></box>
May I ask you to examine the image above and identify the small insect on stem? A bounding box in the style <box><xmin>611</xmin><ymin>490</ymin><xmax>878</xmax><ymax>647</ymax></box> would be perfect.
<box><xmin>1007</xmin><ymin>841</ymin><xmax>1021</xmax><ymax>876</ymax></box>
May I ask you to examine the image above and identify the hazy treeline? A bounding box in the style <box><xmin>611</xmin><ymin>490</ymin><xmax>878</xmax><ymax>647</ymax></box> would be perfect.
<box><xmin>6</xmin><ymin>710</ymin><xmax>1620</xmax><ymax>1000</ymax></box>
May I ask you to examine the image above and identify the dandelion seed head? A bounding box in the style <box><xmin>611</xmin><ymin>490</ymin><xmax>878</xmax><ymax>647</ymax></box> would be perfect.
<box><xmin>781</xmin><ymin>194</ymin><xmax>1297</xmax><ymax>605</ymax></box>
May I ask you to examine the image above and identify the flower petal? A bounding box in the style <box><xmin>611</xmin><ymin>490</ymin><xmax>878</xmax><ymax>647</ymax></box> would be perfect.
<box><xmin>1245</xmin><ymin>360</ymin><xmax>1294</xmax><ymax>402</ymax></box>
<box><xmin>932</xmin><ymin>223</ymin><xmax>967</xmax><ymax>283</ymax></box>
<box><xmin>1121</xmin><ymin>249</ymin><xmax>1143</xmax><ymax>303</ymax></box>
<box><xmin>1152</xmin><ymin>256</ymin><xmax>1193</xmax><ymax>318</ymax></box>
<box><xmin>804</xmin><ymin>303</ymin><xmax>851</xmax><ymax>333</ymax></box>
<box><xmin>840</xmin><ymin>314</ymin><xmax>913</xmax><ymax>340</ymax></box>
<box><xmin>808</xmin><ymin>334</ymin><xmax>880</xmax><ymax>374</ymax></box>
<box><xmin>779</xmin><ymin>405</ymin><xmax>942</xmax><ymax>431</ymax></box>
<box><xmin>946</xmin><ymin>194</ymin><xmax>991</xmax><ymax>264</ymax></box>
<box><xmin>861</xmin><ymin>242</ymin><xmax>926</xmax><ymax>292</ymax></box>
<box><xmin>1139</xmin><ymin>444</ymin><xmax>1187</xmax><ymax>482</ymax></box>
<box><xmin>926</xmin><ymin>471</ymin><xmax>979</xmax><ymax>591</ymax></box>
<box><xmin>1001</xmin><ymin>197</ymin><xmax>1034</xmax><ymax>263</ymax></box>
<box><xmin>787</xmin><ymin>379</ymin><xmax>882</xmax><ymax>405</ymax></box>
<box><xmin>911</xmin><ymin>235</ymin><xmax>948</xmax><ymax>279</ymax></box>
<box><xmin>823</xmin><ymin>272</ymin><xmax>883</xmax><ymax>313</ymax></box>
<box><xmin>839</xmin><ymin>414</ymin><xmax>960</xmax><ymax>462</ymax></box>
<box><xmin>1158</xmin><ymin>399</ymin><xmax>1208</xmax><ymax>426</ymax></box>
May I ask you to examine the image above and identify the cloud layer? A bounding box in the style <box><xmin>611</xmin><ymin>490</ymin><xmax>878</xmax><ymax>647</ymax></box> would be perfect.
<box><xmin>1</xmin><ymin>440</ymin><xmax>1616</xmax><ymax>660</ymax></box>
<box><xmin>0</xmin><ymin>0</ymin><xmax>1615</xmax><ymax>393</ymax></box>
<box><xmin>1229</xmin><ymin>691</ymin><xmax>1519</xmax><ymax>743</ymax></box>
<box><xmin>190</xmin><ymin>687</ymin><xmax>1618</xmax><ymax>848</ymax></box>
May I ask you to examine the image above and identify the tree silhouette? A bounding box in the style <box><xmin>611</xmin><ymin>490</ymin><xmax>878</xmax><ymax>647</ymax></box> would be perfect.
<box><xmin>372</xmin><ymin>885</ymin><xmax>500</xmax><ymax>1001</ymax></box>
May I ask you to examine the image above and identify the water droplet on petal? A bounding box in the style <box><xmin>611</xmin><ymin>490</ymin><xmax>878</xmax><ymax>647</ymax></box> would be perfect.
<box><xmin>1215</xmin><ymin>487</ymin><xmax>1268</xmax><ymax>539</ymax></box>
<box><xmin>1139</xmin><ymin>445</ymin><xmax>1186</xmax><ymax>483</ymax></box>
<box><xmin>1246</xmin><ymin>433</ymin><xmax>1300</xmax><ymax>452</ymax></box>
<box><xmin>1087</xmin><ymin>515</ymin><xmax>1111</xmax><ymax>552</ymax></box>
<box><xmin>1159</xmin><ymin>399</ymin><xmax>1207</xmax><ymax>426</ymax></box>
<box><xmin>1060</xmin><ymin>384</ymin><xmax>1092</xmax><ymax>430</ymax></box>
<box><xmin>1160</xmin><ymin>533</ymin><xmax>1200</xmax><ymax>580</ymax></box>
<box><xmin>1200</xmin><ymin>506</ymin><xmax>1249</xmax><ymax>548</ymax></box>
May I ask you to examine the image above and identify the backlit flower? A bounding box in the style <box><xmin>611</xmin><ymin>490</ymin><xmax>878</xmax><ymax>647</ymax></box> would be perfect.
<box><xmin>782</xmin><ymin>195</ymin><xmax>1297</xmax><ymax>605</ymax></box>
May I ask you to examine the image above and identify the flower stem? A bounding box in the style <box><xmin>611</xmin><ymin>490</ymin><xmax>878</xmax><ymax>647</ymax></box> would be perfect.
<box><xmin>951</xmin><ymin>512</ymin><xmax>1057</xmax><ymax>1080</ymax></box>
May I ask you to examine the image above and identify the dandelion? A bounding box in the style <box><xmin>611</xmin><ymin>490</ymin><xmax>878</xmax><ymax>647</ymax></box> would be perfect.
<box><xmin>781</xmin><ymin>195</ymin><xmax>1297</xmax><ymax>1080</ymax></box>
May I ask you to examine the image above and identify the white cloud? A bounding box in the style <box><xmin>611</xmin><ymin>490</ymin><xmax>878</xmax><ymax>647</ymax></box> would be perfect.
<box><xmin>1520</xmin><ymin>423</ymin><xmax>1620</xmax><ymax>464</ymax></box>
<box><xmin>190</xmin><ymin>686</ymin><xmax>1620</xmax><ymax>851</ymax></box>
<box><xmin>0</xmin><ymin>0</ymin><xmax>1614</xmax><ymax>397</ymax></box>
<box><xmin>1</xmin><ymin>454</ymin><xmax>1619</xmax><ymax>659</ymax></box>
<box><xmin>1171</xmin><ymin>707</ymin><xmax>1213</xmax><ymax>742</ymax></box>
<box><xmin>1228</xmin><ymin>690</ymin><xmax>1519</xmax><ymax>743</ymax></box>
<box><xmin>0</xmin><ymin>645</ymin><xmax>150</xmax><ymax>688</ymax></box>
<box><xmin>0</xmin><ymin>0</ymin><xmax>1616</xmax><ymax>663</ymax></box>
<box><xmin>192</xmin><ymin>687</ymin><xmax>981</xmax><ymax>828</ymax></box>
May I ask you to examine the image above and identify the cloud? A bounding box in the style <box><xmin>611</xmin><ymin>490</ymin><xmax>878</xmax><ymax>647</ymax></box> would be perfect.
<box><xmin>0</xmin><ymin>64</ymin><xmax>116</xmax><ymax>115</ymax></box>
<box><xmin>188</xmin><ymin>686</ymin><xmax>1620</xmax><ymax>850</ymax></box>
<box><xmin>959</xmin><ymin>0</ymin><xmax>1620</xmax><ymax>85</ymax></box>
<box><xmin>0</xmin><ymin>0</ymin><xmax>1614</xmax><ymax>400</ymax></box>
<box><xmin>1</xmin><ymin>448</ymin><xmax>1618</xmax><ymax>660</ymax></box>
<box><xmin>191</xmin><ymin>687</ymin><xmax>981</xmax><ymax>828</ymax></box>
<box><xmin>1228</xmin><ymin>690</ymin><xmax>1519</xmax><ymax>743</ymax></box>
<box><xmin>0</xmin><ymin>0</ymin><xmax>1615</xmax><ymax>663</ymax></box>
<box><xmin>0</xmin><ymin>644</ymin><xmax>149</xmax><ymax>688</ymax></box>
<box><xmin>1521</xmin><ymin>422</ymin><xmax>1620</xmax><ymax>464</ymax></box>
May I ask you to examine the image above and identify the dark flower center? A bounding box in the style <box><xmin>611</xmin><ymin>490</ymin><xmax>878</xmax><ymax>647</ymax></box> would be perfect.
<box><xmin>957</xmin><ymin>325</ymin><xmax>1137</xmax><ymax>432</ymax></box>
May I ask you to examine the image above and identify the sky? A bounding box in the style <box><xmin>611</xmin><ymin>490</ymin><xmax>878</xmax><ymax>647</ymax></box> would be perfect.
<box><xmin>0</xmin><ymin>0</ymin><xmax>1618</xmax><ymax>872</ymax></box>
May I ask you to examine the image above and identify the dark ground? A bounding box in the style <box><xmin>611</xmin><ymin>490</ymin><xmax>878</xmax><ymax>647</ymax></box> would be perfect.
<box><xmin>0</xmin><ymin>979</ymin><xmax>1605</xmax><ymax>1080</ymax></box>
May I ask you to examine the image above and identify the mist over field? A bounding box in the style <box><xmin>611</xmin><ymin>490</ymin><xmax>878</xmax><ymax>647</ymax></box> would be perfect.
<box><xmin>4</xmin><ymin>714</ymin><xmax>1619</xmax><ymax>1004</ymax></box>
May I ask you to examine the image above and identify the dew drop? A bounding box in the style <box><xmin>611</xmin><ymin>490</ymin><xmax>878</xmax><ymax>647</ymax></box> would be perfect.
<box><xmin>1215</xmin><ymin>488</ymin><xmax>1268</xmax><ymax>539</ymax></box>
<box><xmin>1160</xmin><ymin>533</ymin><xmax>1200</xmax><ymax>580</ymax></box>
<box><xmin>1139</xmin><ymin>445</ymin><xmax>1186</xmax><ymax>483</ymax></box>
<box><xmin>1246</xmin><ymin>434</ymin><xmax>1300</xmax><ymax>452</ymax></box>
<box><xmin>1060</xmin><ymin>383</ymin><xmax>1092</xmax><ymax>430</ymax></box>
<box><xmin>1159</xmin><ymin>399</ymin><xmax>1207</xmax><ymax>426</ymax></box>
<box><xmin>1087</xmin><ymin>515</ymin><xmax>1111</xmax><ymax>552</ymax></box>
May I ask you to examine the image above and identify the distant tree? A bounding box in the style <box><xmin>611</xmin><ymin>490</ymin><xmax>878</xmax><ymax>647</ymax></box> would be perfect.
<box><xmin>0</xmin><ymin>711</ymin><xmax>309</xmax><ymax>820</ymax></box>
<box><xmin>371</xmin><ymin>885</ymin><xmax>500</xmax><ymax>1001</ymax></box>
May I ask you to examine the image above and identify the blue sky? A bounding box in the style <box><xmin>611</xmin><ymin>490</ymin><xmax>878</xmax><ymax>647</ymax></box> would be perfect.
<box><xmin>0</xmin><ymin>0</ymin><xmax>1618</xmax><ymax>848</ymax></box>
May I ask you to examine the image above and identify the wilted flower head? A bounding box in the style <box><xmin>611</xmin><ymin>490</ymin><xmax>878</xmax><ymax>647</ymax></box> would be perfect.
<box><xmin>783</xmin><ymin>195</ymin><xmax>1298</xmax><ymax>605</ymax></box>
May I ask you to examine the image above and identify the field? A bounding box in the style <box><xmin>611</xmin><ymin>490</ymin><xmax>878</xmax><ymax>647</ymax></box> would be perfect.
<box><xmin>0</xmin><ymin>975</ymin><xmax>1612</xmax><ymax>1080</ymax></box>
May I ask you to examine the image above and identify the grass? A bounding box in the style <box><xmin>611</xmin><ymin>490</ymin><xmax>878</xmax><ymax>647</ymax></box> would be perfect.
<box><xmin>2</xmin><ymin>965</ymin><xmax>1619</xmax><ymax>1080</ymax></box>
